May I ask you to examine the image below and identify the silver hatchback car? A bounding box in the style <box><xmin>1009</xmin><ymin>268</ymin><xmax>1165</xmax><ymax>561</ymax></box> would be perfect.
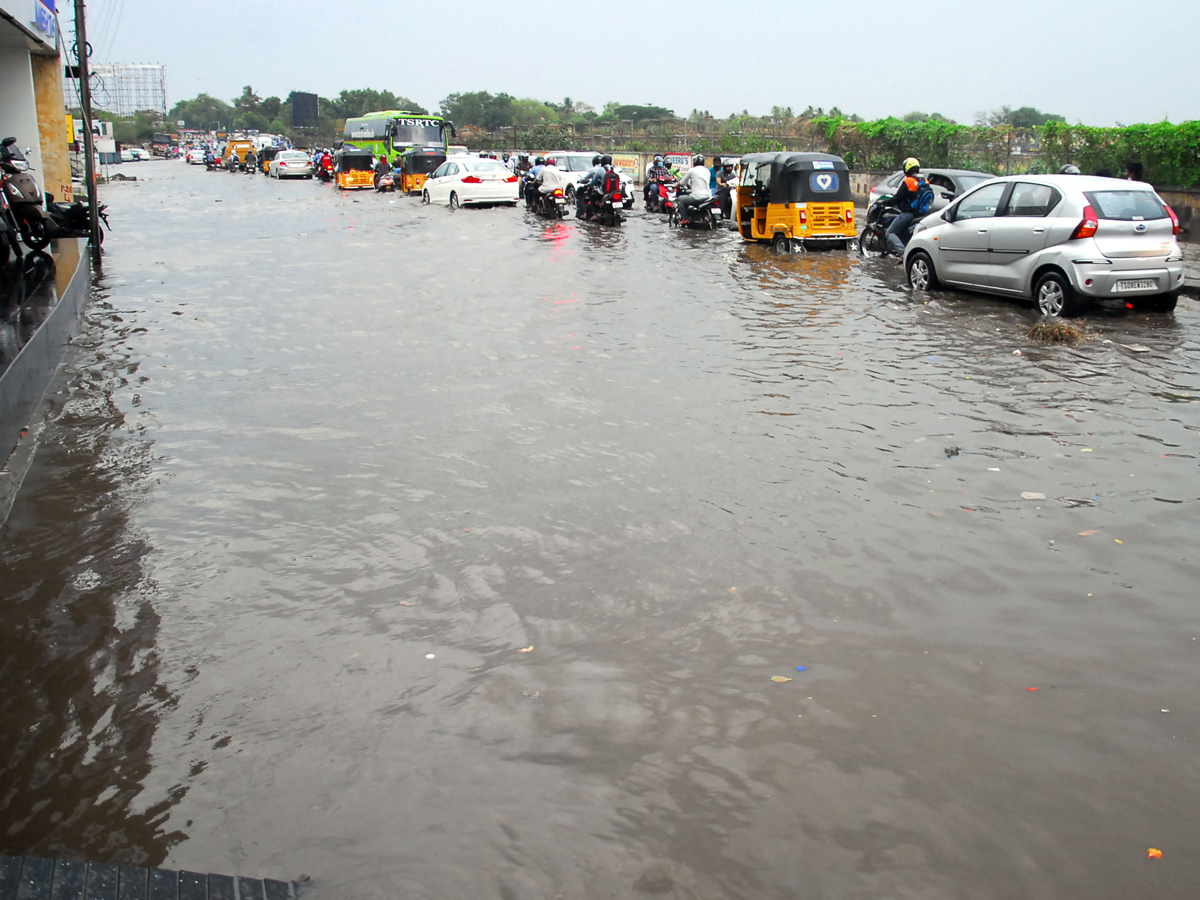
<box><xmin>903</xmin><ymin>174</ymin><xmax>1185</xmax><ymax>316</ymax></box>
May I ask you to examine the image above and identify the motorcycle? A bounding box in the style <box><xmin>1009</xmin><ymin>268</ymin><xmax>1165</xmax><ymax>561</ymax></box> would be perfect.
<box><xmin>669</xmin><ymin>189</ymin><xmax>718</xmax><ymax>230</ymax></box>
<box><xmin>858</xmin><ymin>196</ymin><xmax>936</xmax><ymax>256</ymax></box>
<box><xmin>1</xmin><ymin>185</ymin><xmax>22</xmax><ymax>267</ymax></box>
<box><xmin>317</xmin><ymin>156</ymin><xmax>334</xmax><ymax>183</ymax></box>
<box><xmin>374</xmin><ymin>172</ymin><xmax>395</xmax><ymax>192</ymax></box>
<box><xmin>1</xmin><ymin>137</ymin><xmax>109</xmax><ymax>250</ymax></box>
<box><xmin>521</xmin><ymin>171</ymin><xmax>541</xmax><ymax>206</ymax></box>
<box><xmin>577</xmin><ymin>182</ymin><xmax>623</xmax><ymax>226</ymax></box>
<box><xmin>646</xmin><ymin>177</ymin><xmax>677</xmax><ymax>215</ymax></box>
<box><xmin>533</xmin><ymin>186</ymin><xmax>568</xmax><ymax>219</ymax></box>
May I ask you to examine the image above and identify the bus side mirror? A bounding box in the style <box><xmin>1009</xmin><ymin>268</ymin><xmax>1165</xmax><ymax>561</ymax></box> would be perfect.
<box><xmin>443</xmin><ymin>121</ymin><xmax>457</xmax><ymax>139</ymax></box>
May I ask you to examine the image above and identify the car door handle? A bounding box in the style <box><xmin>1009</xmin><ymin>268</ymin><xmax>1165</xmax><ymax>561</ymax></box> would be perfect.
<box><xmin>1033</xmin><ymin>227</ymin><xmax>1045</xmax><ymax>233</ymax></box>
<box><xmin>977</xmin><ymin>228</ymin><xmax>988</xmax><ymax>233</ymax></box>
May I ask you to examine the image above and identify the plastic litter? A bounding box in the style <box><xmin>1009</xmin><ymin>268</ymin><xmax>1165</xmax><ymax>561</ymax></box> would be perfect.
<box><xmin>770</xmin><ymin>676</ymin><xmax>792</xmax><ymax>683</ymax></box>
<box><xmin>795</xmin><ymin>666</ymin><xmax>807</xmax><ymax>672</ymax></box>
<box><xmin>1021</xmin><ymin>492</ymin><xmax>1047</xmax><ymax>500</ymax></box>
<box><xmin>1147</xmin><ymin>848</ymin><xmax>1162</xmax><ymax>859</ymax></box>
<box><xmin>425</xmin><ymin>653</ymin><xmax>436</xmax><ymax>659</ymax></box>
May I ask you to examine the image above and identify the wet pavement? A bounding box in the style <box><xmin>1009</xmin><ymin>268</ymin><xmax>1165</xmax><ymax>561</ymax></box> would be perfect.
<box><xmin>2</xmin><ymin>160</ymin><xmax>1199</xmax><ymax>899</ymax></box>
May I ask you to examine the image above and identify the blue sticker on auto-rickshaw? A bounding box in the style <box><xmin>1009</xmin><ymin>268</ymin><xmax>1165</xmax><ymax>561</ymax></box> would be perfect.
<box><xmin>813</xmin><ymin>160</ymin><xmax>836</xmax><ymax>169</ymax></box>
<box><xmin>810</xmin><ymin>172</ymin><xmax>839</xmax><ymax>192</ymax></box>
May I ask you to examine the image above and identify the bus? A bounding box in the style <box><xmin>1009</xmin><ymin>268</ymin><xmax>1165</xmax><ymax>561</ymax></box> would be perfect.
<box><xmin>341</xmin><ymin>111</ymin><xmax>453</xmax><ymax>160</ymax></box>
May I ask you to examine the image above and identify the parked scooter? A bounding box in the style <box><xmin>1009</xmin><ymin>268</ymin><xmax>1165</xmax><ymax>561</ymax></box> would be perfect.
<box><xmin>1</xmin><ymin>137</ymin><xmax>109</xmax><ymax>250</ymax></box>
<box><xmin>0</xmin><ymin>185</ymin><xmax>22</xmax><ymax>267</ymax></box>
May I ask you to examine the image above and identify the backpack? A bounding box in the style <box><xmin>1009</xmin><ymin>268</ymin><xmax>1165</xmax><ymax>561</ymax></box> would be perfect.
<box><xmin>602</xmin><ymin>167</ymin><xmax>621</xmax><ymax>195</ymax></box>
<box><xmin>911</xmin><ymin>179</ymin><xmax>935</xmax><ymax>215</ymax></box>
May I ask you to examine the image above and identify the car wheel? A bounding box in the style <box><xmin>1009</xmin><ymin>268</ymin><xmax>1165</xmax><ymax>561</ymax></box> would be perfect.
<box><xmin>565</xmin><ymin>186</ymin><xmax>575</xmax><ymax>202</ymax></box>
<box><xmin>772</xmin><ymin>233</ymin><xmax>790</xmax><ymax>253</ymax></box>
<box><xmin>422</xmin><ymin>190</ymin><xmax>430</xmax><ymax>205</ymax></box>
<box><xmin>1035</xmin><ymin>271</ymin><xmax>1080</xmax><ymax>318</ymax></box>
<box><xmin>906</xmin><ymin>251</ymin><xmax>939</xmax><ymax>291</ymax></box>
<box><xmin>449</xmin><ymin>192</ymin><xmax>459</xmax><ymax>211</ymax></box>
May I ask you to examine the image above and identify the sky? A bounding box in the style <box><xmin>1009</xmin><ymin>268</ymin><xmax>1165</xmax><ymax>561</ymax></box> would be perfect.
<box><xmin>69</xmin><ymin>0</ymin><xmax>1200</xmax><ymax>126</ymax></box>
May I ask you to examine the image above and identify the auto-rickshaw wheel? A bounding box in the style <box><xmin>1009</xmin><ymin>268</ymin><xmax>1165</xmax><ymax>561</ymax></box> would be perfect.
<box><xmin>772</xmin><ymin>233</ymin><xmax>790</xmax><ymax>254</ymax></box>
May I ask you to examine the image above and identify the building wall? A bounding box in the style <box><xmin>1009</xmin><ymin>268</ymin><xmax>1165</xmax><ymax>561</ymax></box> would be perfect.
<box><xmin>32</xmin><ymin>53</ymin><xmax>71</xmax><ymax>202</ymax></box>
<box><xmin>0</xmin><ymin>46</ymin><xmax>45</xmax><ymax>176</ymax></box>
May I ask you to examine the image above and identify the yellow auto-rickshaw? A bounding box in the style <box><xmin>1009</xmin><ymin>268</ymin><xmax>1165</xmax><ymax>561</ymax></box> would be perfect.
<box><xmin>398</xmin><ymin>148</ymin><xmax>446</xmax><ymax>194</ymax></box>
<box><xmin>736</xmin><ymin>152</ymin><xmax>856</xmax><ymax>251</ymax></box>
<box><xmin>224</xmin><ymin>140</ymin><xmax>255</xmax><ymax>165</ymax></box>
<box><xmin>335</xmin><ymin>148</ymin><xmax>376</xmax><ymax>189</ymax></box>
<box><xmin>259</xmin><ymin>145</ymin><xmax>281</xmax><ymax>175</ymax></box>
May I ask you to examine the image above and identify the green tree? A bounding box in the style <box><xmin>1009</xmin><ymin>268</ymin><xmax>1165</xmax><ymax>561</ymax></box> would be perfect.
<box><xmin>440</xmin><ymin>91</ymin><xmax>514</xmax><ymax>127</ymax></box>
<box><xmin>597</xmin><ymin>103</ymin><xmax>675</xmax><ymax>123</ymax></box>
<box><xmin>169</xmin><ymin>93</ymin><xmax>235</xmax><ymax>130</ymax></box>
<box><xmin>511</xmin><ymin>98</ymin><xmax>558</xmax><ymax>126</ymax></box>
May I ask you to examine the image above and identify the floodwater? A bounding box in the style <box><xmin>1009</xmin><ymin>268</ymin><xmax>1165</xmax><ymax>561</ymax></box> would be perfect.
<box><xmin>2</xmin><ymin>161</ymin><xmax>1199</xmax><ymax>899</ymax></box>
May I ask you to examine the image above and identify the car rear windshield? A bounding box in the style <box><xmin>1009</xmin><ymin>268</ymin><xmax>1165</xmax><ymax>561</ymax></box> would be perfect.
<box><xmin>462</xmin><ymin>159</ymin><xmax>507</xmax><ymax>172</ymax></box>
<box><xmin>1083</xmin><ymin>190</ymin><xmax>1168</xmax><ymax>220</ymax></box>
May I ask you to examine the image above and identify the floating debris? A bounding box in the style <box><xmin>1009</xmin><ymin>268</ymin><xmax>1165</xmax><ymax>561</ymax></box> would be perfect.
<box><xmin>770</xmin><ymin>675</ymin><xmax>792</xmax><ymax>683</ymax></box>
<box><xmin>1026</xmin><ymin>321</ymin><xmax>1083</xmax><ymax>344</ymax></box>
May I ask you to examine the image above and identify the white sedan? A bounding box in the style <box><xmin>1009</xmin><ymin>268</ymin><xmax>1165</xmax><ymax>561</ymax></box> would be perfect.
<box><xmin>186</xmin><ymin>148</ymin><xmax>206</xmax><ymax>164</ymax></box>
<box><xmin>422</xmin><ymin>157</ymin><xmax>518</xmax><ymax>208</ymax></box>
<box><xmin>269</xmin><ymin>150</ymin><xmax>313</xmax><ymax>179</ymax></box>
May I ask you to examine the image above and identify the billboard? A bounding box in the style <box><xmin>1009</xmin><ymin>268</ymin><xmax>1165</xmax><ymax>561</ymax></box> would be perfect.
<box><xmin>291</xmin><ymin>92</ymin><xmax>319</xmax><ymax>128</ymax></box>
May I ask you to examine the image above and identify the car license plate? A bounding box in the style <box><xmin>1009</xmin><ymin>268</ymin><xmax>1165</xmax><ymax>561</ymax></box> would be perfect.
<box><xmin>1116</xmin><ymin>279</ymin><xmax>1156</xmax><ymax>292</ymax></box>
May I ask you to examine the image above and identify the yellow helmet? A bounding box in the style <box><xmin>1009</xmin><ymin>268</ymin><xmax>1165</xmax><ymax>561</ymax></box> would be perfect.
<box><xmin>903</xmin><ymin>157</ymin><xmax>920</xmax><ymax>174</ymax></box>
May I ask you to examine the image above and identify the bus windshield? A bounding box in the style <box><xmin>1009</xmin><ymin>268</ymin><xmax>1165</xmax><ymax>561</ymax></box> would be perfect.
<box><xmin>391</xmin><ymin>118</ymin><xmax>443</xmax><ymax>146</ymax></box>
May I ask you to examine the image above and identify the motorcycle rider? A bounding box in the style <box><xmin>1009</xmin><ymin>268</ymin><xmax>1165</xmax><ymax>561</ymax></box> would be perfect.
<box><xmin>374</xmin><ymin>153</ymin><xmax>391</xmax><ymax>188</ymax></box>
<box><xmin>502</xmin><ymin>152</ymin><xmax>514</xmax><ymax>171</ymax></box>
<box><xmin>884</xmin><ymin>157</ymin><xmax>924</xmax><ymax>257</ymax></box>
<box><xmin>577</xmin><ymin>154</ymin><xmax>606</xmax><ymax>218</ymax></box>
<box><xmin>644</xmin><ymin>155</ymin><xmax>672</xmax><ymax>206</ymax></box>
<box><xmin>245</xmin><ymin>148</ymin><xmax>257</xmax><ymax>172</ymax></box>
<box><xmin>524</xmin><ymin>156</ymin><xmax>547</xmax><ymax>207</ymax></box>
<box><xmin>676</xmin><ymin>156</ymin><xmax>712</xmax><ymax>224</ymax></box>
<box><xmin>535</xmin><ymin>157</ymin><xmax>569</xmax><ymax>209</ymax></box>
<box><xmin>715</xmin><ymin>161</ymin><xmax>736</xmax><ymax>220</ymax></box>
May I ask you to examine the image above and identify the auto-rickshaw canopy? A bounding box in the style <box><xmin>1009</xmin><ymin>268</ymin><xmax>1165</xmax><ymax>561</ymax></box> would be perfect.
<box><xmin>401</xmin><ymin>149</ymin><xmax>447</xmax><ymax>176</ymax></box>
<box><xmin>741</xmin><ymin>152</ymin><xmax>853</xmax><ymax>205</ymax></box>
<box><xmin>337</xmin><ymin>150</ymin><xmax>375</xmax><ymax>173</ymax></box>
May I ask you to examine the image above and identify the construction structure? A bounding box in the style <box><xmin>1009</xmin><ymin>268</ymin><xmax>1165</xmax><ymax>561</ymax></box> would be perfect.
<box><xmin>65</xmin><ymin>63</ymin><xmax>167</xmax><ymax>117</ymax></box>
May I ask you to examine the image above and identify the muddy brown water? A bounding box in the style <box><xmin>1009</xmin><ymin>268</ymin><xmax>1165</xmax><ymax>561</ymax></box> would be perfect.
<box><xmin>2</xmin><ymin>161</ymin><xmax>1198</xmax><ymax>898</ymax></box>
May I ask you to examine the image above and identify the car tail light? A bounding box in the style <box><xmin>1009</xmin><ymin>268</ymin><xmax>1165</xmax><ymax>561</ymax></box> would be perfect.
<box><xmin>461</xmin><ymin>175</ymin><xmax>483</xmax><ymax>183</ymax></box>
<box><xmin>1071</xmin><ymin>204</ymin><xmax>1099</xmax><ymax>240</ymax></box>
<box><xmin>505</xmin><ymin>175</ymin><xmax>518</xmax><ymax>183</ymax></box>
<box><xmin>280</xmin><ymin>162</ymin><xmax>287</xmax><ymax>166</ymax></box>
<box><xmin>1167</xmin><ymin>204</ymin><xmax>1179</xmax><ymax>235</ymax></box>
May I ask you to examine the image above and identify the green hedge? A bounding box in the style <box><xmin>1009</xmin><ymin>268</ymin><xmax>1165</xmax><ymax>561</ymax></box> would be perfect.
<box><xmin>1039</xmin><ymin>121</ymin><xmax>1200</xmax><ymax>186</ymax></box>
<box><xmin>813</xmin><ymin>116</ymin><xmax>1200</xmax><ymax>186</ymax></box>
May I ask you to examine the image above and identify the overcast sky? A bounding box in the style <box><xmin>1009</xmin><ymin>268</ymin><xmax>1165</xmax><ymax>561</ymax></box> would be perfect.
<box><xmin>72</xmin><ymin>0</ymin><xmax>1198</xmax><ymax>125</ymax></box>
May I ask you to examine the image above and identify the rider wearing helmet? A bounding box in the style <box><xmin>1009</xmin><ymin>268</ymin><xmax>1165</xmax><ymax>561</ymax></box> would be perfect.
<box><xmin>885</xmin><ymin>157</ymin><xmax>925</xmax><ymax>257</ymax></box>
<box><xmin>1058</xmin><ymin>164</ymin><xmax>1081</xmax><ymax>175</ymax></box>
<box><xmin>645</xmin><ymin>154</ymin><xmax>672</xmax><ymax>205</ymax></box>
<box><xmin>677</xmin><ymin>155</ymin><xmax>713</xmax><ymax>224</ymax></box>
<box><xmin>577</xmin><ymin>154</ymin><xmax>609</xmax><ymax>219</ymax></box>
<box><xmin>536</xmin><ymin>156</ymin><xmax>569</xmax><ymax>201</ymax></box>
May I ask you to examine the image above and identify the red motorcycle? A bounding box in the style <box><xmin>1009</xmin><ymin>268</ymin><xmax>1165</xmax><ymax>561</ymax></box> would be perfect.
<box><xmin>647</xmin><ymin>177</ymin><xmax>678</xmax><ymax>215</ymax></box>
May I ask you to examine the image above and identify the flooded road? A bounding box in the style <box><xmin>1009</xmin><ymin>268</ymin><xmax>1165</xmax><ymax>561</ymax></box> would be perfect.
<box><xmin>2</xmin><ymin>160</ymin><xmax>1199</xmax><ymax>898</ymax></box>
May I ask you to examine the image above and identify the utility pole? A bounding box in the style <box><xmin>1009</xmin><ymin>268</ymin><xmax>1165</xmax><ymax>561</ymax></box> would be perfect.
<box><xmin>74</xmin><ymin>0</ymin><xmax>100</xmax><ymax>253</ymax></box>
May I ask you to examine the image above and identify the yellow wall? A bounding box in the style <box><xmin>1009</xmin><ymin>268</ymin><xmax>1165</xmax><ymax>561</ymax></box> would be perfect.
<box><xmin>32</xmin><ymin>55</ymin><xmax>73</xmax><ymax>203</ymax></box>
